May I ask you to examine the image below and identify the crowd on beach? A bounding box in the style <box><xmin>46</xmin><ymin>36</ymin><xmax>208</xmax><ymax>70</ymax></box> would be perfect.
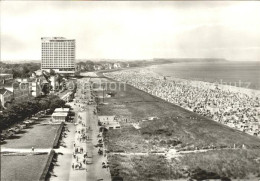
<box><xmin>105</xmin><ymin>69</ymin><xmax>260</xmax><ymax>136</ymax></box>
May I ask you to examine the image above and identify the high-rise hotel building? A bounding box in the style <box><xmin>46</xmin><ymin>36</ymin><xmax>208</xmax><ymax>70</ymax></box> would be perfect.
<box><xmin>41</xmin><ymin>37</ymin><xmax>75</xmax><ymax>75</ymax></box>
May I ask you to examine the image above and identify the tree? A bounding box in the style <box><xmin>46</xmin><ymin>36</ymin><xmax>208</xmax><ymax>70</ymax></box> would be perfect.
<box><xmin>95</xmin><ymin>96</ymin><xmax>100</xmax><ymax>105</ymax></box>
<box><xmin>39</xmin><ymin>99</ymin><xmax>50</xmax><ymax>110</ymax></box>
<box><xmin>41</xmin><ymin>84</ymin><xmax>50</xmax><ymax>95</ymax></box>
<box><xmin>56</xmin><ymin>73</ymin><xmax>63</xmax><ymax>89</ymax></box>
<box><xmin>49</xmin><ymin>96</ymin><xmax>66</xmax><ymax>111</ymax></box>
<box><xmin>0</xmin><ymin>95</ymin><xmax>67</xmax><ymax>131</ymax></box>
<box><xmin>50</xmin><ymin>69</ymin><xmax>56</xmax><ymax>76</ymax></box>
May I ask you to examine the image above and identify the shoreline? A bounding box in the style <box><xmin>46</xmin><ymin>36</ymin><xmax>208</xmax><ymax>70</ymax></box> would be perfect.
<box><xmin>97</xmin><ymin>65</ymin><xmax>260</xmax><ymax>96</ymax></box>
<box><xmin>145</xmin><ymin>66</ymin><xmax>260</xmax><ymax>97</ymax></box>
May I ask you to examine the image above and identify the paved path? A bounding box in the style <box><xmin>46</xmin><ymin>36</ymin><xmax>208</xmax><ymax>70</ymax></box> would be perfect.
<box><xmin>85</xmin><ymin>105</ymin><xmax>111</xmax><ymax>181</ymax></box>
<box><xmin>68</xmin><ymin>110</ymin><xmax>88</xmax><ymax>181</ymax></box>
<box><xmin>50</xmin><ymin>123</ymin><xmax>76</xmax><ymax>181</ymax></box>
<box><xmin>1</xmin><ymin>148</ymin><xmax>51</xmax><ymax>153</ymax></box>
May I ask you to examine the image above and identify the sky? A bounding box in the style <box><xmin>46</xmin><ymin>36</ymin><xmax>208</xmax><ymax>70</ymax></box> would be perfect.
<box><xmin>1</xmin><ymin>1</ymin><xmax>260</xmax><ymax>62</ymax></box>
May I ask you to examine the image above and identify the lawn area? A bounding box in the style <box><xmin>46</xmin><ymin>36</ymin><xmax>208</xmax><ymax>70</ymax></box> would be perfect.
<box><xmin>1</xmin><ymin>153</ymin><xmax>49</xmax><ymax>181</ymax></box>
<box><xmin>2</xmin><ymin>123</ymin><xmax>60</xmax><ymax>149</ymax></box>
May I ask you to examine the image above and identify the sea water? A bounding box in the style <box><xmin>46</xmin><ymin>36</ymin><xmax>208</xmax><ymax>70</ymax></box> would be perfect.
<box><xmin>153</xmin><ymin>61</ymin><xmax>260</xmax><ymax>90</ymax></box>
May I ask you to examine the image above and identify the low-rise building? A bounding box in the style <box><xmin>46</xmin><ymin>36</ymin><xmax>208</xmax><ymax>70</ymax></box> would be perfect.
<box><xmin>98</xmin><ymin>115</ymin><xmax>121</xmax><ymax>129</ymax></box>
<box><xmin>98</xmin><ymin>115</ymin><xmax>116</xmax><ymax>124</ymax></box>
<box><xmin>94</xmin><ymin>65</ymin><xmax>102</xmax><ymax>71</ymax></box>
<box><xmin>35</xmin><ymin>70</ymin><xmax>43</xmax><ymax>76</ymax></box>
<box><xmin>52</xmin><ymin>112</ymin><xmax>68</xmax><ymax>122</ymax></box>
<box><xmin>113</xmin><ymin>63</ymin><xmax>121</xmax><ymax>69</ymax></box>
<box><xmin>0</xmin><ymin>74</ymin><xmax>13</xmax><ymax>84</ymax></box>
<box><xmin>0</xmin><ymin>88</ymin><xmax>13</xmax><ymax>108</ymax></box>
<box><xmin>51</xmin><ymin>107</ymin><xmax>70</xmax><ymax>122</ymax></box>
<box><xmin>30</xmin><ymin>78</ymin><xmax>43</xmax><ymax>97</ymax></box>
<box><xmin>12</xmin><ymin>79</ymin><xmax>31</xmax><ymax>101</ymax></box>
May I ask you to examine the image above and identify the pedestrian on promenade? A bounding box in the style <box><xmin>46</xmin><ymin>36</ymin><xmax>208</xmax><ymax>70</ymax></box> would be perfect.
<box><xmin>79</xmin><ymin>162</ymin><xmax>82</xmax><ymax>168</ymax></box>
<box><xmin>72</xmin><ymin>163</ymin><xmax>75</xmax><ymax>170</ymax></box>
<box><xmin>31</xmin><ymin>147</ymin><xmax>34</xmax><ymax>152</ymax></box>
<box><xmin>84</xmin><ymin>152</ymin><xmax>88</xmax><ymax>158</ymax></box>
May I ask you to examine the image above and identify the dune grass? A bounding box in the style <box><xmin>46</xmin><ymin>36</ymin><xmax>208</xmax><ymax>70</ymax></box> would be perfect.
<box><xmin>108</xmin><ymin>149</ymin><xmax>260</xmax><ymax>180</ymax></box>
<box><xmin>180</xmin><ymin>149</ymin><xmax>260</xmax><ymax>180</ymax></box>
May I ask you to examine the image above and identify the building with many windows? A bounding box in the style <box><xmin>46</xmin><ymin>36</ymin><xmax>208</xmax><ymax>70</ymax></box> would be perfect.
<box><xmin>41</xmin><ymin>37</ymin><xmax>75</xmax><ymax>76</ymax></box>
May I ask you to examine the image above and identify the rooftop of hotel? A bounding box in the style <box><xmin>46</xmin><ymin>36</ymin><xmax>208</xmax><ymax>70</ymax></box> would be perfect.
<box><xmin>41</xmin><ymin>37</ymin><xmax>75</xmax><ymax>42</ymax></box>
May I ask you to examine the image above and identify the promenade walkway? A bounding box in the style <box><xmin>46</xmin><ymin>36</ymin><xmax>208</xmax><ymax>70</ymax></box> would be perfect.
<box><xmin>50</xmin><ymin>76</ymin><xmax>111</xmax><ymax>181</ymax></box>
<box><xmin>68</xmin><ymin>109</ymin><xmax>87</xmax><ymax>181</ymax></box>
<box><xmin>85</xmin><ymin>105</ymin><xmax>111</xmax><ymax>181</ymax></box>
<box><xmin>50</xmin><ymin>123</ymin><xmax>76</xmax><ymax>181</ymax></box>
<box><xmin>1</xmin><ymin>148</ymin><xmax>51</xmax><ymax>153</ymax></box>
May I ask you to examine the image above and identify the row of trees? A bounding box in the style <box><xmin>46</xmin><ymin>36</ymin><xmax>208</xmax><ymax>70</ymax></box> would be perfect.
<box><xmin>0</xmin><ymin>95</ymin><xmax>66</xmax><ymax>131</ymax></box>
<box><xmin>0</xmin><ymin>62</ymin><xmax>40</xmax><ymax>78</ymax></box>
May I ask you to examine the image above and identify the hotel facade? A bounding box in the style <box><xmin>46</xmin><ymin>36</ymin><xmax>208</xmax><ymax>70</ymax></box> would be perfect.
<box><xmin>41</xmin><ymin>37</ymin><xmax>75</xmax><ymax>76</ymax></box>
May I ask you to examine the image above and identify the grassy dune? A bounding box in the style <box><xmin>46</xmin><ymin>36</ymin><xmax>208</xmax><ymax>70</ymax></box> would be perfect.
<box><xmin>97</xmin><ymin>78</ymin><xmax>260</xmax><ymax>180</ymax></box>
